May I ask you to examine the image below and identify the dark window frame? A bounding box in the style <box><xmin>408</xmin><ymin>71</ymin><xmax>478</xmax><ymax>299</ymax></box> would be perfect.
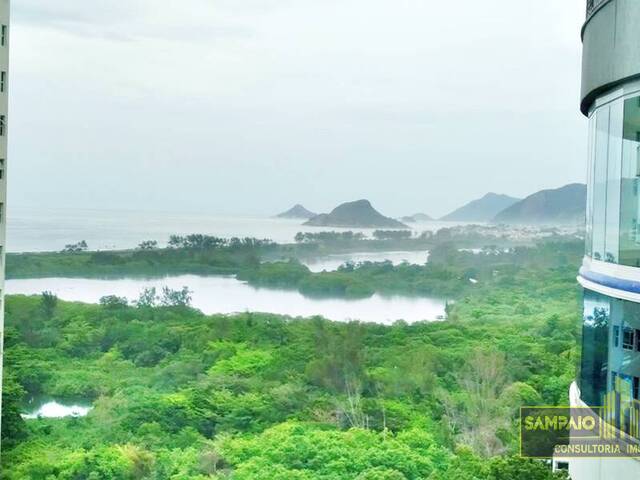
<box><xmin>623</xmin><ymin>325</ymin><xmax>635</xmax><ymax>350</ymax></box>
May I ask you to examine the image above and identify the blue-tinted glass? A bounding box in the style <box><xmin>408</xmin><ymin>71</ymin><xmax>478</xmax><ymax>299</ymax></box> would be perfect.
<box><xmin>580</xmin><ymin>291</ymin><xmax>640</xmax><ymax>414</ymax></box>
<box><xmin>619</xmin><ymin>95</ymin><xmax>640</xmax><ymax>266</ymax></box>
<box><xmin>580</xmin><ymin>290</ymin><xmax>610</xmax><ymax>406</ymax></box>
<box><xmin>605</xmin><ymin>100</ymin><xmax>622</xmax><ymax>262</ymax></box>
<box><xmin>592</xmin><ymin>106</ymin><xmax>610</xmax><ymax>261</ymax></box>
<box><xmin>619</xmin><ymin>301</ymin><xmax>640</xmax><ymax>381</ymax></box>
<box><xmin>586</xmin><ymin>113</ymin><xmax>596</xmax><ymax>257</ymax></box>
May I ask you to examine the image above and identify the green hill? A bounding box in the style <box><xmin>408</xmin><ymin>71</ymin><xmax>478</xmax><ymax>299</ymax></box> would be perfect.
<box><xmin>276</xmin><ymin>204</ymin><xmax>317</xmax><ymax>219</ymax></box>
<box><xmin>304</xmin><ymin>199</ymin><xmax>409</xmax><ymax>229</ymax></box>
<box><xmin>492</xmin><ymin>183</ymin><xmax>586</xmax><ymax>225</ymax></box>
<box><xmin>440</xmin><ymin>193</ymin><xmax>520</xmax><ymax>222</ymax></box>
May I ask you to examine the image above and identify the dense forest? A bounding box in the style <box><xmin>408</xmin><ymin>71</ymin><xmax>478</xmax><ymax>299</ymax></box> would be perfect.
<box><xmin>6</xmin><ymin>231</ymin><xmax>581</xmax><ymax>301</ymax></box>
<box><xmin>6</xmin><ymin>226</ymin><xmax>575</xmax><ymax>280</ymax></box>
<box><xmin>237</xmin><ymin>241</ymin><xmax>581</xmax><ymax>298</ymax></box>
<box><xmin>0</xmin><ymin>239</ymin><xmax>579</xmax><ymax>479</ymax></box>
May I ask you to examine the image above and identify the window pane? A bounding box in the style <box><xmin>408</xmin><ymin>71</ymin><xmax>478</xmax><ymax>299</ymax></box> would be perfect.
<box><xmin>605</xmin><ymin>100</ymin><xmax>623</xmax><ymax>262</ymax></box>
<box><xmin>618</xmin><ymin>301</ymin><xmax>640</xmax><ymax>394</ymax></box>
<box><xmin>623</xmin><ymin>325</ymin><xmax>635</xmax><ymax>349</ymax></box>
<box><xmin>620</xmin><ymin>96</ymin><xmax>640</xmax><ymax>266</ymax></box>
<box><xmin>581</xmin><ymin>292</ymin><xmax>640</xmax><ymax>417</ymax></box>
<box><xmin>580</xmin><ymin>290</ymin><xmax>610</xmax><ymax>406</ymax></box>
<box><xmin>592</xmin><ymin>106</ymin><xmax>610</xmax><ymax>261</ymax></box>
<box><xmin>586</xmin><ymin>113</ymin><xmax>597</xmax><ymax>257</ymax></box>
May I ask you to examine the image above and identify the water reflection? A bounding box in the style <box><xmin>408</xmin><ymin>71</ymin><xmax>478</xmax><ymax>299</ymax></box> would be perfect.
<box><xmin>6</xmin><ymin>275</ymin><xmax>447</xmax><ymax>325</ymax></box>
<box><xmin>23</xmin><ymin>400</ymin><xmax>92</xmax><ymax>419</ymax></box>
<box><xmin>9</xmin><ymin>206</ymin><xmax>469</xmax><ymax>252</ymax></box>
<box><xmin>302</xmin><ymin>251</ymin><xmax>428</xmax><ymax>272</ymax></box>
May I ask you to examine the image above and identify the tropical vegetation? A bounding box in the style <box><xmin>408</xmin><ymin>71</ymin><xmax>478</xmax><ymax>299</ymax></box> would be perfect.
<box><xmin>0</xmin><ymin>238</ymin><xmax>579</xmax><ymax>479</ymax></box>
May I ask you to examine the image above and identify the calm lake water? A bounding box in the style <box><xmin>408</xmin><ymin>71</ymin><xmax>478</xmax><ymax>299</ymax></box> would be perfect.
<box><xmin>8</xmin><ymin>206</ymin><xmax>467</xmax><ymax>253</ymax></box>
<box><xmin>6</xmin><ymin>275</ymin><xmax>447</xmax><ymax>324</ymax></box>
<box><xmin>304</xmin><ymin>251</ymin><xmax>429</xmax><ymax>272</ymax></box>
<box><xmin>22</xmin><ymin>400</ymin><xmax>92</xmax><ymax>419</ymax></box>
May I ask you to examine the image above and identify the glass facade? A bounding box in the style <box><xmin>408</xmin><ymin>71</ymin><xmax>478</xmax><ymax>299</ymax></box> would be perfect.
<box><xmin>620</xmin><ymin>97</ymin><xmax>640</xmax><ymax>266</ymax></box>
<box><xmin>587</xmin><ymin>93</ymin><xmax>640</xmax><ymax>266</ymax></box>
<box><xmin>580</xmin><ymin>290</ymin><xmax>640</xmax><ymax>407</ymax></box>
<box><xmin>581</xmin><ymin>89</ymin><xmax>640</xmax><ymax>441</ymax></box>
<box><xmin>578</xmin><ymin>1</ymin><xmax>640</xmax><ymax>471</ymax></box>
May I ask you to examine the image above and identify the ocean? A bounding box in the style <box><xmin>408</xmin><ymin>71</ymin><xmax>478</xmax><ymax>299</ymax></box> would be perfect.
<box><xmin>7</xmin><ymin>206</ymin><xmax>462</xmax><ymax>253</ymax></box>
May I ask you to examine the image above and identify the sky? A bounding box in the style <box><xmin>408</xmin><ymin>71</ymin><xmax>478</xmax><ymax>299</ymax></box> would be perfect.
<box><xmin>9</xmin><ymin>0</ymin><xmax>587</xmax><ymax>218</ymax></box>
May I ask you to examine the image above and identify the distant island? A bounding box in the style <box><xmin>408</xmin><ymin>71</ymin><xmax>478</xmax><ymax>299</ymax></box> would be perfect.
<box><xmin>492</xmin><ymin>183</ymin><xmax>586</xmax><ymax>225</ymax></box>
<box><xmin>440</xmin><ymin>193</ymin><xmax>520</xmax><ymax>222</ymax></box>
<box><xmin>304</xmin><ymin>199</ymin><xmax>409</xmax><ymax>229</ymax></box>
<box><xmin>400</xmin><ymin>213</ymin><xmax>433</xmax><ymax>223</ymax></box>
<box><xmin>276</xmin><ymin>204</ymin><xmax>317</xmax><ymax>219</ymax></box>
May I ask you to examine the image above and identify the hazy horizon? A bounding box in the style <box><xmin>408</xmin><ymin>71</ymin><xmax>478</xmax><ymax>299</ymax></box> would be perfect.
<box><xmin>11</xmin><ymin>180</ymin><xmax>584</xmax><ymax>221</ymax></box>
<box><xmin>9</xmin><ymin>0</ymin><xmax>587</xmax><ymax>218</ymax></box>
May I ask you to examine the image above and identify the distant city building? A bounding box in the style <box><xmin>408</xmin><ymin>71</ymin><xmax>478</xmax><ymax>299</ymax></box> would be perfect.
<box><xmin>570</xmin><ymin>0</ymin><xmax>640</xmax><ymax>478</ymax></box>
<box><xmin>0</xmin><ymin>0</ymin><xmax>8</xmax><ymax>449</ymax></box>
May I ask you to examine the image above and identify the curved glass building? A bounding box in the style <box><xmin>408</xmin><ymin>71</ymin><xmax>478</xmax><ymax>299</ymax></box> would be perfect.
<box><xmin>571</xmin><ymin>0</ymin><xmax>640</xmax><ymax>477</ymax></box>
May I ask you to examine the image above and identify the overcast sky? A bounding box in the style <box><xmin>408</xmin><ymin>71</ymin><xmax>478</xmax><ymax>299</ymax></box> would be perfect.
<box><xmin>9</xmin><ymin>0</ymin><xmax>586</xmax><ymax>218</ymax></box>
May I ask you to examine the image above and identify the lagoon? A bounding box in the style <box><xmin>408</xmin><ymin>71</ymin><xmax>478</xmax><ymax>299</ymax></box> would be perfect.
<box><xmin>302</xmin><ymin>250</ymin><xmax>428</xmax><ymax>272</ymax></box>
<box><xmin>23</xmin><ymin>400</ymin><xmax>92</xmax><ymax>419</ymax></box>
<box><xmin>6</xmin><ymin>274</ymin><xmax>447</xmax><ymax>325</ymax></box>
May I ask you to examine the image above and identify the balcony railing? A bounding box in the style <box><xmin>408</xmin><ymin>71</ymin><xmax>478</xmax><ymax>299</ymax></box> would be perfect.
<box><xmin>586</xmin><ymin>0</ymin><xmax>609</xmax><ymax>18</ymax></box>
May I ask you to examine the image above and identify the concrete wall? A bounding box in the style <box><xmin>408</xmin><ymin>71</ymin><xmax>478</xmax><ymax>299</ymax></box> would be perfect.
<box><xmin>581</xmin><ymin>0</ymin><xmax>640</xmax><ymax>114</ymax></box>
